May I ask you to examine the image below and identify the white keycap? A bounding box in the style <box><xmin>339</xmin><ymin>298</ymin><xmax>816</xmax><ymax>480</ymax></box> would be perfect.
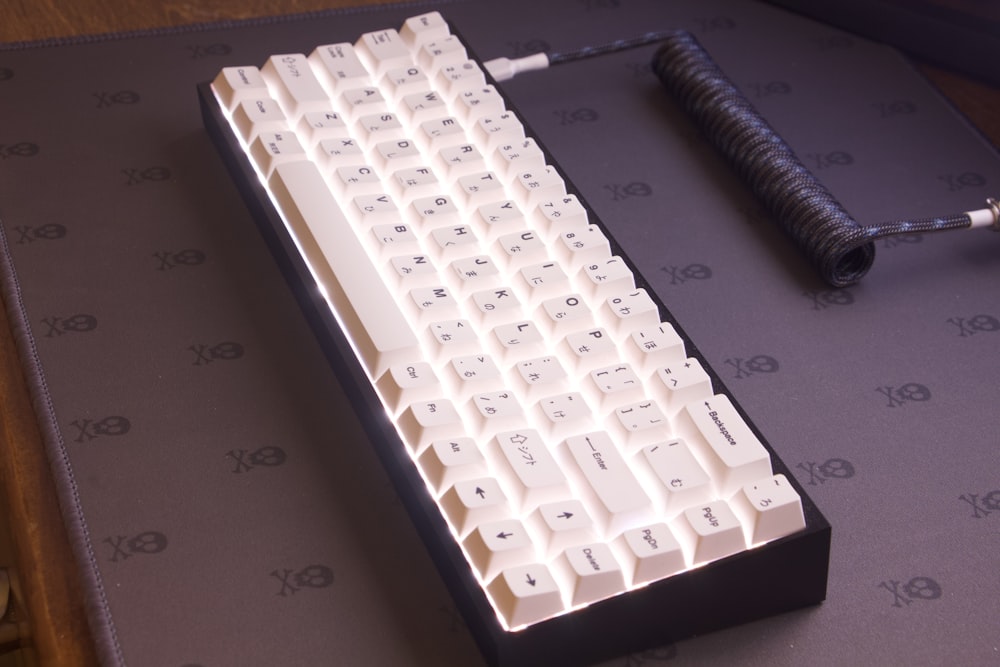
<box><xmin>493</xmin><ymin>138</ymin><xmax>546</xmax><ymax>180</ymax></box>
<box><xmin>491</xmin><ymin>429</ymin><xmax>570</xmax><ymax>510</ymax></box>
<box><xmin>416</xmin><ymin>116</ymin><xmax>466</xmax><ymax>152</ymax></box>
<box><xmin>617</xmin><ymin>523</ymin><xmax>687</xmax><ymax>585</ymax></box>
<box><xmin>489</xmin><ymin>320</ymin><xmax>547</xmax><ymax>365</ymax></box>
<box><xmin>473</xmin><ymin>110</ymin><xmax>525</xmax><ymax>151</ymax></box>
<box><xmin>563</xmin><ymin>431</ymin><xmax>654</xmax><ymax>536</ymax></box>
<box><xmin>731</xmin><ymin>474</ymin><xmax>806</xmax><ymax>545</ymax></box>
<box><xmin>267</xmin><ymin>161</ymin><xmax>419</xmax><ymax>377</ymax></box>
<box><xmin>338</xmin><ymin>86</ymin><xmax>389</xmax><ymax>120</ymax></box>
<box><xmin>495</xmin><ymin>230</ymin><xmax>548</xmax><ymax>270</ymax></box>
<box><xmin>537</xmin><ymin>293</ymin><xmax>593</xmax><ymax>338</ymax></box>
<box><xmin>436</xmin><ymin>60</ymin><xmax>487</xmax><ymax>96</ymax></box>
<box><xmin>424</xmin><ymin>319</ymin><xmax>480</xmax><ymax>362</ymax></box>
<box><xmin>231</xmin><ymin>97</ymin><xmax>288</xmax><ymax>143</ymax></box>
<box><xmin>452</xmin><ymin>84</ymin><xmax>506</xmax><ymax>126</ymax></box>
<box><xmin>418</xmin><ymin>35</ymin><xmax>468</xmax><ymax>74</ymax></box>
<box><xmin>387</xmin><ymin>253</ymin><xmax>438</xmax><ymax>290</ymax></box>
<box><xmin>463</xmin><ymin>518</ymin><xmax>536</xmax><ymax>581</ymax></box>
<box><xmin>212</xmin><ymin>66</ymin><xmax>269</xmax><ymax>110</ymax></box>
<box><xmin>357</xmin><ymin>110</ymin><xmax>406</xmax><ymax>144</ymax></box>
<box><xmin>578</xmin><ymin>256</ymin><xmax>635</xmax><ymax>301</ymax></box>
<box><xmin>640</xmin><ymin>438</ymin><xmax>715</xmax><ymax>515</ymax></box>
<box><xmin>448</xmin><ymin>255</ymin><xmax>502</xmax><ymax>294</ymax></box>
<box><xmin>407</xmin><ymin>285</ymin><xmax>462</xmax><ymax>325</ymax></box>
<box><xmin>675</xmin><ymin>394</ymin><xmax>772</xmax><ymax>498</ymax></box>
<box><xmin>376</xmin><ymin>361</ymin><xmax>441</xmax><ymax>413</ymax></box>
<box><xmin>583</xmin><ymin>363</ymin><xmax>645</xmax><ymax>413</ymax></box>
<box><xmin>533</xmin><ymin>195</ymin><xmax>589</xmax><ymax>241</ymax></box>
<box><xmin>626</xmin><ymin>323</ymin><xmax>686</xmax><ymax>374</ymax></box>
<box><xmin>601</xmin><ymin>289</ymin><xmax>660</xmax><ymax>337</ymax></box>
<box><xmin>399</xmin><ymin>89</ymin><xmax>449</xmax><ymax>125</ymax></box>
<box><xmin>396</xmin><ymin>398</ymin><xmax>464</xmax><ymax>453</ymax></box>
<box><xmin>356</xmin><ymin>194</ymin><xmax>405</xmax><ymax>231</ymax></box>
<box><xmin>388</xmin><ymin>166</ymin><xmax>439</xmax><ymax>204</ymax></box>
<box><xmin>372</xmin><ymin>138</ymin><xmax>423</xmax><ymax>172</ymax></box>
<box><xmin>410</xmin><ymin>195</ymin><xmax>462</xmax><ymax>232</ymax></box>
<box><xmin>417</xmin><ymin>437</ymin><xmax>489</xmax><ymax>494</ymax></box>
<box><xmin>436</xmin><ymin>143</ymin><xmax>487</xmax><ymax>181</ymax></box>
<box><xmin>650</xmin><ymin>357</ymin><xmax>713</xmax><ymax>414</ymax></box>
<box><xmin>315</xmin><ymin>136</ymin><xmax>365</xmax><ymax>167</ymax></box>
<box><xmin>528</xmin><ymin>500</ymin><xmax>598</xmax><ymax>559</ymax></box>
<box><xmin>399</xmin><ymin>11</ymin><xmax>451</xmax><ymax>48</ymax></box>
<box><xmin>511</xmin><ymin>355</ymin><xmax>569</xmax><ymax>400</ymax></box>
<box><xmin>249</xmin><ymin>130</ymin><xmax>307</xmax><ymax>177</ymax></box>
<box><xmin>309</xmin><ymin>43</ymin><xmax>371</xmax><ymax>93</ymax></box>
<box><xmin>673</xmin><ymin>500</ymin><xmax>746</xmax><ymax>565</ymax></box>
<box><xmin>456</xmin><ymin>170</ymin><xmax>506</xmax><ymax>208</ymax></box>
<box><xmin>439</xmin><ymin>477</ymin><xmax>510</xmax><ymax>536</ymax></box>
<box><xmin>369</xmin><ymin>219</ymin><xmax>420</xmax><ymax>258</ymax></box>
<box><xmin>469</xmin><ymin>287</ymin><xmax>524</xmax><ymax>328</ymax></box>
<box><xmin>516</xmin><ymin>261</ymin><xmax>571</xmax><ymax>305</ymax></box>
<box><xmin>330</xmin><ymin>164</ymin><xmax>382</xmax><ymax>199</ymax></box>
<box><xmin>296</xmin><ymin>110</ymin><xmax>350</xmax><ymax>144</ymax></box>
<box><xmin>559</xmin><ymin>327</ymin><xmax>619</xmax><ymax>373</ymax></box>
<box><xmin>555</xmin><ymin>543</ymin><xmax>625</xmax><ymax>607</ymax></box>
<box><xmin>447</xmin><ymin>353</ymin><xmax>504</xmax><ymax>398</ymax></box>
<box><xmin>534</xmin><ymin>392</ymin><xmax>595</xmax><ymax>440</ymax></box>
<box><xmin>261</xmin><ymin>53</ymin><xmax>330</xmax><ymax>117</ymax></box>
<box><xmin>382</xmin><ymin>64</ymin><xmax>431</xmax><ymax>103</ymax></box>
<box><xmin>487</xmin><ymin>564</ymin><xmax>564</xmax><ymax>629</ymax></box>
<box><xmin>429</xmin><ymin>225</ymin><xmax>480</xmax><ymax>263</ymax></box>
<box><xmin>474</xmin><ymin>200</ymin><xmax>526</xmax><ymax>240</ymax></box>
<box><xmin>355</xmin><ymin>28</ymin><xmax>413</xmax><ymax>78</ymax></box>
<box><xmin>512</xmin><ymin>166</ymin><xmax>566</xmax><ymax>208</ymax></box>
<box><xmin>468</xmin><ymin>390</ymin><xmax>524</xmax><ymax>438</ymax></box>
<box><xmin>609</xmin><ymin>399</ymin><xmax>671</xmax><ymax>453</ymax></box>
<box><xmin>556</xmin><ymin>224</ymin><xmax>613</xmax><ymax>270</ymax></box>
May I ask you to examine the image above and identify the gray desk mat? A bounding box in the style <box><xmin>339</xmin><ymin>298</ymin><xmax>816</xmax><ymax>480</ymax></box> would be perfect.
<box><xmin>1</xmin><ymin>0</ymin><xmax>998</xmax><ymax>665</ymax></box>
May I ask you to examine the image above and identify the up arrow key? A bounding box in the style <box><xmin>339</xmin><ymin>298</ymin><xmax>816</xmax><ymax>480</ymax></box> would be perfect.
<box><xmin>439</xmin><ymin>477</ymin><xmax>508</xmax><ymax>536</ymax></box>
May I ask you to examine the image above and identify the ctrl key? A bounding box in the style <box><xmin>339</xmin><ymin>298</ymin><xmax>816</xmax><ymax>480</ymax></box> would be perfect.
<box><xmin>487</xmin><ymin>564</ymin><xmax>564</xmax><ymax>629</ymax></box>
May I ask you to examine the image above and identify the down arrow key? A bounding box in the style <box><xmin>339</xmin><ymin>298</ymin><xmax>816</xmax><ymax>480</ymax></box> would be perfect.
<box><xmin>486</xmin><ymin>564</ymin><xmax>564</xmax><ymax>629</ymax></box>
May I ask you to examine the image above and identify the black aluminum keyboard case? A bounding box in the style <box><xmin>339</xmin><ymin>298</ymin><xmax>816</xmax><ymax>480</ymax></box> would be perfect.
<box><xmin>196</xmin><ymin>27</ymin><xmax>831</xmax><ymax>665</ymax></box>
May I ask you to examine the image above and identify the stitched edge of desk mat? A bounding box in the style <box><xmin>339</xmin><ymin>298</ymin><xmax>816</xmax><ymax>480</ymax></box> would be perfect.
<box><xmin>1</xmin><ymin>1</ymin><xmax>999</xmax><ymax>665</ymax></box>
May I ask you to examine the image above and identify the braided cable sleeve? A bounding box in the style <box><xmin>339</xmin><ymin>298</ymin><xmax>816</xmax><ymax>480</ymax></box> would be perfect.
<box><xmin>548</xmin><ymin>31</ymin><xmax>683</xmax><ymax>65</ymax></box>
<box><xmin>651</xmin><ymin>31</ymin><xmax>881</xmax><ymax>287</ymax></box>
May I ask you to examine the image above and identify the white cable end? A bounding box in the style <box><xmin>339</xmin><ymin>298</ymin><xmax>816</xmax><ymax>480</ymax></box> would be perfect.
<box><xmin>966</xmin><ymin>197</ymin><xmax>1000</xmax><ymax>230</ymax></box>
<box><xmin>483</xmin><ymin>53</ymin><xmax>550</xmax><ymax>82</ymax></box>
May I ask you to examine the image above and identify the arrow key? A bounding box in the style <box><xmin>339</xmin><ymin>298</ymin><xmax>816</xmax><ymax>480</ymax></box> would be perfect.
<box><xmin>527</xmin><ymin>499</ymin><xmax>597</xmax><ymax>559</ymax></box>
<box><xmin>487</xmin><ymin>563</ymin><xmax>564</xmax><ymax>630</ymax></box>
<box><xmin>439</xmin><ymin>477</ymin><xmax>509</xmax><ymax>537</ymax></box>
<box><xmin>463</xmin><ymin>518</ymin><xmax>535</xmax><ymax>581</ymax></box>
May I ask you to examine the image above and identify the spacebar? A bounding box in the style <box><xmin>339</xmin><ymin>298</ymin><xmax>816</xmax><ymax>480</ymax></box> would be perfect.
<box><xmin>267</xmin><ymin>160</ymin><xmax>419</xmax><ymax>377</ymax></box>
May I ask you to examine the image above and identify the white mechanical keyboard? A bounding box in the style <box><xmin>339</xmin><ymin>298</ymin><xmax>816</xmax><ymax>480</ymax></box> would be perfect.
<box><xmin>199</xmin><ymin>11</ymin><xmax>830</xmax><ymax>666</ymax></box>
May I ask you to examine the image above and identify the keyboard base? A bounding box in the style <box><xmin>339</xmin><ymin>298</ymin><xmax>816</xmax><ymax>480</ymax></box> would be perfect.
<box><xmin>198</xmin><ymin>81</ymin><xmax>830</xmax><ymax>667</ymax></box>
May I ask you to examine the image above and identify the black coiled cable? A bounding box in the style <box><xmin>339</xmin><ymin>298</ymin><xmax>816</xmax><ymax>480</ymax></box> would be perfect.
<box><xmin>650</xmin><ymin>31</ymin><xmax>980</xmax><ymax>287</ymax></box>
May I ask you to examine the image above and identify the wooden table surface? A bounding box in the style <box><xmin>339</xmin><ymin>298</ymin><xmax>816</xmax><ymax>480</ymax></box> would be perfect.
<box><xmin>0</xmin><ymin>2</ymin><xmax>997</xmax><ymax>666</ymax></box>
